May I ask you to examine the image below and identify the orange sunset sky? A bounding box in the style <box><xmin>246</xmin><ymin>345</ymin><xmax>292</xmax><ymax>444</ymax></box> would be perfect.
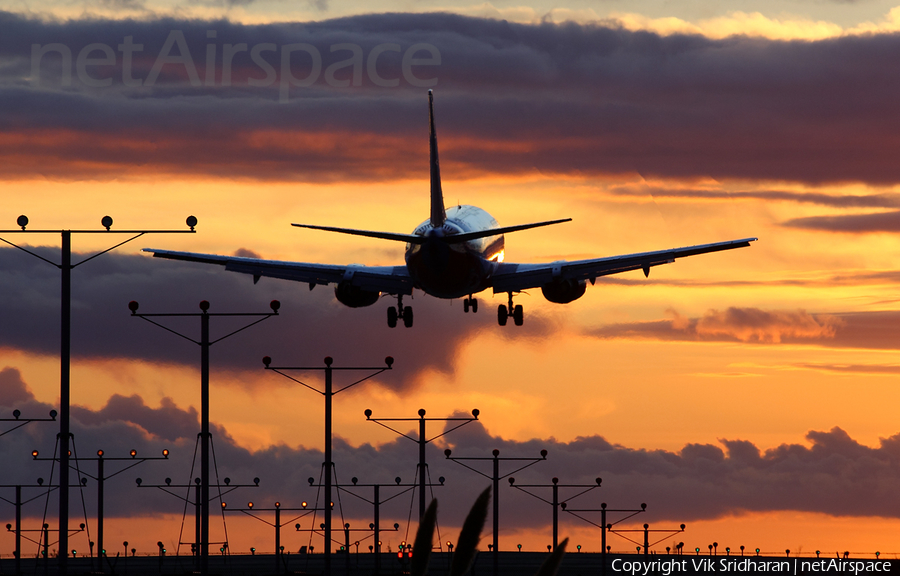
<box><xmin>2</xmin><ymin>0</ymin><xmax>900</xmax><ymax>561</ymax></box>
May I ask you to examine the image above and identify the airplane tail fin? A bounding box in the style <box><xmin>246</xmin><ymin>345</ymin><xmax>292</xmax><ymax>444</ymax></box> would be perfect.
<box><xmin>428</xmin><ymin>89</ymin><xmax>447</xmax><ymax>228</ymax></box>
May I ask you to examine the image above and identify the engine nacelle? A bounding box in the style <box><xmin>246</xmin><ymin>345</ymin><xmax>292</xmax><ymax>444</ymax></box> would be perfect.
<box><xmin>540</xmin><ymin>278</ymin><xmax>586</xmax><ymax>304</ymax></box>
<box><xmin>334</xmin><ymin>282</ymin><xmax>380</xmax><ymax>308</ymax></box>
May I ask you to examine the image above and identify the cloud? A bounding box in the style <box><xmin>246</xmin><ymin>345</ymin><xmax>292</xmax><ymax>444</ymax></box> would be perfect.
<box><xmin>0</xmin><ymin>246</ymin><xmax>556</xmax><ymax>390</ymax></box>
<box><xmin>589</xmin><ymin>307</ymin><xmax>843</xmax><ymax>345</ymax></box>
<box><xmin>3</xmin><ymin>13</ymin><xmax>900</xmax><ymax>184</ymax></box>
<box><xmin>795</xmin><ymin>363</ymin><xmax>900</xmax><ymax>375</ymax></box>
<box><xmin>782</xmin><ymin>210</ymin><xmax>900</xmax><ymax>233</ymax></box>
<box><xmin>95</xmin><ymin>0</ymin><xmax>148</xmax><ymax>11</ymax></box>
<box><xmin>693</xmin><ymin>308</ymin><xmax>842</xmax><ymax>343</ymax></box>
<box><xmin>4</xmin><ymin>374</ymin><xmax>900</xmax><ymax>527</ymax></box>
<box><xmin>609</xmin><ymin>186</ymin><xmax>900</xmax><ymax>209</ymax></box>
<box><xmin>0</xmin><ymin>366</ymin><xmax>36</xmax><ymax>406</ymax></box>
<box><xmin>232</xmin><ymin>247</ymin><xmax>261</xmax><ymax>258</ymax></box>
<box><xmin>71</xmin><ymin>394</ymin><xmax>201</xmax><ymax>441</ymax></box>
<box><xmin>587</xmin><ymin>307</ymin><xmax>900</xmax><ymax>351</ymax></box>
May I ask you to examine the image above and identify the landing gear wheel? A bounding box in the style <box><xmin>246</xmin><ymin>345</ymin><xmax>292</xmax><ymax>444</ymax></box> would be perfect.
<box><xmin>497</xmin><ymin>304</ymin><xmax>508</xmax><ymax>326</ymax></box>
<box><xmin>464</xmin><ymin>299</ymin><xmax>470</xmax><ymax>313</ymax></box>
<box><xmin>387</xmin><ymin>306</ymin><xmax>398</xmax><ymax>328</ymax></box>
<box><xmin>513</xmin><ymin>304</ymin><xmax>524</xmax><ymax>326</ymax></box>
<box><xmin>471</xmin><ymin>298</ymin><xmax>478</xmax><ymax>313</ymax></box>
<box><xmin>403</xmin><ymin>306</ymin><xmax>414</xmax><ymax>328</ymax></box>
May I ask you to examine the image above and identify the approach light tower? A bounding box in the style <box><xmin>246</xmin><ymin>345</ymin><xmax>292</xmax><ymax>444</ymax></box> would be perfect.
<box><xmin>129</xmin><ymin>299</ymin><xmax>279</xmax><ymax>574</ymax></box>
<box><xmin>0</xmin><ymin>215</ymin><xmax>196</xmax><ymax>576</ymax></box>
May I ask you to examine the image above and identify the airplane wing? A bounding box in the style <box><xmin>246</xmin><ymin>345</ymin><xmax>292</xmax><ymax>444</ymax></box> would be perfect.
<box><xmin>490</xmin><ymin>237</ymin><xmax>757</xmax><ymax>293</ymax></box>
<box><xmin>142</xmin><ymin>249</ymin><xmax>414</xmax><ymax>295</ymax></box>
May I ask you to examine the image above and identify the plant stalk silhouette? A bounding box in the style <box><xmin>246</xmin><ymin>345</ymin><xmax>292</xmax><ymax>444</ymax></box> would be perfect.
<box><xmin>410</xmin><ymin>486</ymin><xmax>569</xmax><ymax>576</ymax></box>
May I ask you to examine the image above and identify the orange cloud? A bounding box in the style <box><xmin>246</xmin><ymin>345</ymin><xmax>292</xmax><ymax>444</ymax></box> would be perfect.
<box><xmin>693</xmin><ymin>308</ymin><xmax>842</xmax><ymax>344</ymax></box>
<box><xmin>589</xmin><ymin>307</ymin><xmax>846</xmax><ymax>345</ymax></box>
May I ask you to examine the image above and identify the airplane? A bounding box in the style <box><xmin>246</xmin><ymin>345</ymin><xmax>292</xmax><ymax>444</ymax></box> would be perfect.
<box><xmin>145</xmin><ymin>90</ymin><xmax>756</xmax><ymax>328</ymax></box>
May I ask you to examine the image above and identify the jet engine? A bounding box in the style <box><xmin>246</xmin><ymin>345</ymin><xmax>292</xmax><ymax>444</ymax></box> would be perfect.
<box><xmin>540</xmin><ymin>278</ymin><xmax>586</xmax><ymax>304</ymax></box>
<box><xmin>334</xmin><ymin>282</ymin><xmax>380</xmax><ymax>308</ymax></box>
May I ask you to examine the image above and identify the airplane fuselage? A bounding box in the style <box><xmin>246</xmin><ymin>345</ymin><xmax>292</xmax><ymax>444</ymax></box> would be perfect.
<box><xmin>405</xmin><ymin>205</ymin><xmax>505</xmax><ymax>298</ymax></box>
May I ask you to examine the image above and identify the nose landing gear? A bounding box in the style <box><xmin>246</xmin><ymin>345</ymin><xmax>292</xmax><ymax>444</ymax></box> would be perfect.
<box><xmin>463</xmin><ymin>295</ymin><xmax>478</xmax><ymax>313</ymax></box>
<box><xmin>497</xmin><ymin>292</ymin><xmax>523</xmax><ymax>326</ymax></box>
<box><xmin>387</xmin><ymin>295</ymin><xmax>413</xmax><ymax>328</ymax></box>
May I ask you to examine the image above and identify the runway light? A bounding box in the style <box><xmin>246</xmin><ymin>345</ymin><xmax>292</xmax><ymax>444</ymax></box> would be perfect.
<box><xmin>130</xmin><ymin>449</ymin><xmax>137</xmax><ymax>457</ymax></box>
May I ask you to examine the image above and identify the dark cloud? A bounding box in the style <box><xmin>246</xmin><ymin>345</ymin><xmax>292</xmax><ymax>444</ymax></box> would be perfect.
<box><xmin>71</xmin><ymin>394</ymin><xmax>201</xmax><ymax>441</ymax></box>
<box><xmin>0</xmin><ymin>366</ymin><xmax>35</xmax><ymax>406</ymax></box>
<box><xmin>782</xmin><ymin>210</ymin><xmax>900</xmax><ymax>233</ymax></box>
<box><xmin>0</xmin><ymin>246</ymin><xmax>557</xmax><ymax>390</ymax></box>
<box><xmin>232</xmin><ymin>247</ymin><xmax>261</xmax><ymax>258</ymax></box>
<box><xmin>2</xmin><ymin>13</ymin><xmax>900</xmax><ymax>183</ymax></box>
<box><xmin>3</xmin><ymin>375</ymin><xmax>900</xmax><ymax>542</ymax></box>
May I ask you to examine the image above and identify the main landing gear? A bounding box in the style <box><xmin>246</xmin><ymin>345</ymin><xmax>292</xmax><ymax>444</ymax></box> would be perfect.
<box><xmin>387</xmin><ymin>295</ymin><xmax>413</xmax><ymax>328</ymax></box>
<box><xmin>463</xmin><ymin>295</ymin><xmax>478</xmax><ymax>313</ymax></box>
<box><xmin>497</xmin><ymin>292</ymin><xmax>523</xmax><ymax>326</ymax></box>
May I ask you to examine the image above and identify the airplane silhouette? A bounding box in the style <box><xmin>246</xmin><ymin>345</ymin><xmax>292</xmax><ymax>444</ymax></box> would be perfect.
<box><xmin>145</xmin><ymin>91</ymin><xmax>756</xmax><ymax>328</ymax></box>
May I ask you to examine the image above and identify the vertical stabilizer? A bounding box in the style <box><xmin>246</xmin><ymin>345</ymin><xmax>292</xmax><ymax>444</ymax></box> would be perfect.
<box><xmin>428</xmin><ymin>90</ymin><xmax>446</xmax><ymax>228</ymax></box>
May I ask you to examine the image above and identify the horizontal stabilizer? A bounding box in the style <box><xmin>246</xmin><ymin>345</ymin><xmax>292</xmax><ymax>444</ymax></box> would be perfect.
<box><xmin>293</xmin><ymin>218</ymin><xmax>571</xmax><ymax>245</ymax></box>
<box><xmin>292</xmin><ymin>223</ymin><xmax>427</xmax><ymax>244</ymax></box>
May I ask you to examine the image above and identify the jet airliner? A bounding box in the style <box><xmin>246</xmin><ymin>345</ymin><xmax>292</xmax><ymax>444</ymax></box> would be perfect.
<box><xmin>145</xmin><ymin>91</ymin><xmax>756</xmax><ymax>328</ymax></box>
